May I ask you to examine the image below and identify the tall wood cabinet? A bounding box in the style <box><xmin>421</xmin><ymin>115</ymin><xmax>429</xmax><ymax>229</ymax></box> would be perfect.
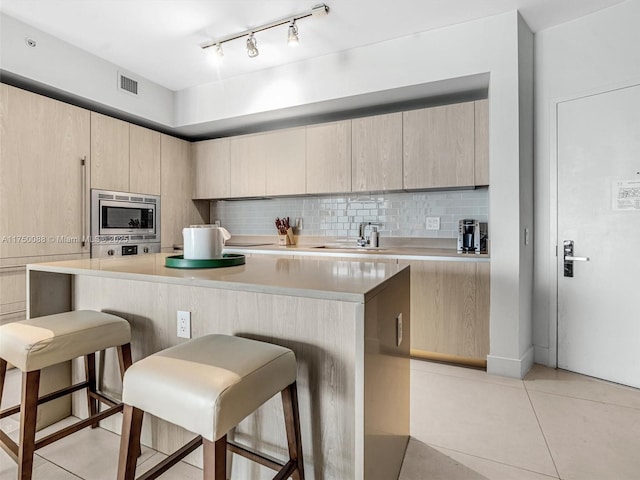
<box><xmin>161</xmin><ymin>134</ymin><xmax>207</xmax><ymax>249</ymax></box>
<box><xmin>90</xmin><ymin>112</ymin><xmax>129</xmax><ymax>192</ymax></box>
<box><xmin>306</xmin><ymin>120</ymin><xmax>352</xmax><ymax>194</ymax></box>
<box><xmin>0</xmin><ymin>84</ymin><xmax>90</xmax><ymax>258</ymax></box>
<box><xmin>352</xmin><ymin>112</ymin><xmax>403</xmax><ymax>192</ymax></box>
<box><xmin>227</xmin><ymin>128</ymin><xmax>306</xmax><ymax>198</ymax></box>
<box><xmin>264</xmin><ymin>127</ymin><xmax>306</xmax><ymax>196</ymax></box>
<box><xmin>130</xmin><ymin>124</ymin><xmax>161</xmax><ymax>195</ymax></box>
<box><xmin>91</xmin><ymin>112</ymin><xmax>161</xmax><ymax>194</ymax></box>
<box><xmin>403</xmin><ymin>102</ymin><xmax>475</xmax><ymax>189</ymax></box>
<box><xmin>0</xmin><ymin>84</ymin><xmax>90</xmax><ymax>323</ymax></box>
<box><xmin>229</xmin><ymin>133</ymin><xmax>266</xmax><ymax>198</ymax></box>
<box><xmin>406</xmin><ymin>259</ymin><xmax>490</xmax><ymax>364</ymax></box>
<box><xmin>193</xmin><ymin>138</ymin><xmax>230</xmax><ymax>199</ymax></box>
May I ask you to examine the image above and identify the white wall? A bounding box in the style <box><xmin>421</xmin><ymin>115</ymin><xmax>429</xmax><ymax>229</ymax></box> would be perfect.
<box><xmin>0</xmin><ymin>13</ymin><xmax>174</xmax><ymax>126</ymax></box>
<box><xmin>533</xmin><ymin>0</ymin><xmax>640</xmax><ymax>365</ymax></box>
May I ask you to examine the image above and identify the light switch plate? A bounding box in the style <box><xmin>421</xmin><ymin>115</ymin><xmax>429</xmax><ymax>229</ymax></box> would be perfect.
<box><xmin>177</xmin><ymin>310</ymin><xmax>191</xmax><ymax>339</ymax></box>
<box><xmin>426</xmin><ymin>217</ymin><xmax>440</xmax><ymax>230</ymax></box>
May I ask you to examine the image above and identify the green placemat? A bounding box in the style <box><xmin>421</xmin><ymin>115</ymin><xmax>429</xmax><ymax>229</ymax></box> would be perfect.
<box><xmin>165</xmin><ymin>254</ymin><xmax>245</xmax><ymax>269</ymax></box>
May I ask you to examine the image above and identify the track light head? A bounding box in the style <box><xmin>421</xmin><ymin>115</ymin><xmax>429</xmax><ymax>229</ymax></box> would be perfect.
<box><xmin>288</xmin><ymin>20</ymin><xmax>299</xmax><ymax>47</ymax></box>
<box><xmin>246</xmin><ymin>33</ymin><xmax>259</xmax><ymax>58</ymax></box>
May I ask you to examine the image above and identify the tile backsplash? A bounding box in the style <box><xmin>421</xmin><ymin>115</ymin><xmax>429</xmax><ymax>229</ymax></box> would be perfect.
<box><xmin>210</xmin><ymin>188</ymin><xmax>489</xmax><ymax>239</ymax></box>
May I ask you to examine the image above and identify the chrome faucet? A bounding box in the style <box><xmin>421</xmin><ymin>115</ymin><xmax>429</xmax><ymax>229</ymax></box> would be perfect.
<box><xmin>357</xmin><ymin>222</ymin><xmax>381</xmax><ymax>247</ymax></box>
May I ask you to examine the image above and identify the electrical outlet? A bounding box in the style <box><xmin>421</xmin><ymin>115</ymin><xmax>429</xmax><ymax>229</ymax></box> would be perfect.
<box><xmin>177</xmin><ymin>310</ymin><xmax>191</xmax><ymax>339</ymax></box>
<box><xmin>296</xmin><ymin>218</ymin><xmax>303</xmax><ymax>230</ymax></box>
<box><xmin>426</xmin><ymin>217</ymin><xmax>440</xmax><ymax>230</ymax></box>
<box><xmin>396</xmin><ymin>313</ymin><xmax>403</xmax><ymax>347</ymax></box>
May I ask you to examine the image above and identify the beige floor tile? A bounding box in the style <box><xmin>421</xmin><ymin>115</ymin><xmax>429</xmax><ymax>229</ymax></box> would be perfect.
<box><xmin>529</xmin><ymin>390</ymin><xmax>640</xmax><ymax>480</ymax></box>
<box><xmin>410</xmin><ymin>369</ymin><xmax>557</xmax><ymax>477</ymax></box>
<box><xmin>399</xmin><ymin>439</ymin><xmax>560</xmax><ymax>480</ymax></box>
<box><xmin>36</xmin><ymin>422</ymin><xmax>156</xmax><ymax>480</ymax></box>
<box><xmin>525</xmin><ymin>364</ymin><xmax>640</xmax><ymax>409</ymax></box>
<box><xmin>0</xmin><ymin>450</ymin><xmax>80</xmax><ymax>480</ymax></box>
<box><xmin>410</xmin><ymin>359</ymin><xmax>525</xmax><ymax>389</ymax></box>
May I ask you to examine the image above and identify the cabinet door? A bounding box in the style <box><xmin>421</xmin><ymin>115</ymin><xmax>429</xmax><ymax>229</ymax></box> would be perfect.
<box><xmin>130</xmin><ymin>124</ymin><xmax>161</xmax><ymax>195</ymax></box>
<box><xmin>265</xmin><ymin>127</ymin><xmax>306</xmax><ymax>196</ymax></box>
<box><xmin>0</xmin><ymin>84</ymin><xmax>90</xmax><ymax>257</ymax></box>
<box><xmin>91</xmin><ymin>112</ymin><xmax>130</xmax><ymax>192</ymax></box>
<box><xmin>474</xmin><ymin>99</ymin><xmax>490</xmax><ymax>186</ymax></box>
<box><xmin>403</xmin><ymin>102</ymin><xmax>475</xmax><ymax>189</ymax></box>
<box><xmin>161</xmin><ymin>135</ymin><xmax>207</xmax><ymax>249</ymax></box>
<box><xmin>306</xmin><ymin>120</ymin><xmax>352</xmax><ymax>194</ymax></box>
<box><xmin>352</xmin><ymin>113</ymin><xmax>402</xmax><ymax>192</ymax></box>
<box><xmin>193</xmin><ymin>138</ymin><xmax>230</xmax><ymax>199</ymax></box>
<box><xmin>408</xmin><ymin>260</ymin><xmax>489</xmax><ymax>361</ymax></box>
<box><xmin>229</xmin><ymin>134</ymin><xmax>266</xmax><ymax>198</ymax></box>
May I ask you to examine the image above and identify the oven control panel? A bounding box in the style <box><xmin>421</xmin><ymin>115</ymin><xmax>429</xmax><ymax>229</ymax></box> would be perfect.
<box><xmin>91</xmin><ymin>242</ymin><xmax>160</xmax><ymax>258</ymax></box>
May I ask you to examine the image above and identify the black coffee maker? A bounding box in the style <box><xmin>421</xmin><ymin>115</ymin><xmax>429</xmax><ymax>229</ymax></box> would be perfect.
<box><xmin>457</xmin><ymin>219</ymin><xmax>488</xmax><ymax>254</ymax></box>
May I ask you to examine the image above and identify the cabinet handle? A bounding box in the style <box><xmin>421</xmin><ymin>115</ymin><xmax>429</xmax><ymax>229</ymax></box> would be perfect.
<box><xmin>81</xmin><ymin>156</ymin><xmax>87</xmax><ymax>248</ymax></box>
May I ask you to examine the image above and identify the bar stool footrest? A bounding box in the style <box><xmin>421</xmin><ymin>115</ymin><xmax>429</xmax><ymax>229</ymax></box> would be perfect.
<box><xmin>137</xmin><ymin>436</ymin><xmax>203</xmax><ymax>480</ymax></box>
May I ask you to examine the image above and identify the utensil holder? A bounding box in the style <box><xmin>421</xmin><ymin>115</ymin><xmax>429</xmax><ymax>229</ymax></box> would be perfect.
<box><xmin>278</xmin><ymin>234</ymin><xmax>291</xmax><ymax>246</ymax></box>
<box><xmin>286</xmin><ymin>227</ymin><xmax>296</xmax><ymax>245</ymax></box>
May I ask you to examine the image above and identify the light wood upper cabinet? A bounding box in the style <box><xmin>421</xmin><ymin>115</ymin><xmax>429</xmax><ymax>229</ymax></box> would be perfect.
<box><xmin>407</xmin><ymin>259</ymin><xmax>490</xmax><ymax>362</ymax></box>
<box><xmin>129</xmin><ymin>124</ymin><xmax>161</xmax><ymax>195</ymax></box>
<box><xmin>193</xmin><ymin>138</ymin><xmax>231</xmax><ymax>199</ymax></box>
<box><xmin>474</xmin><ymin>99</ymin><xmax>489</xmax><ymax>186</ymax></box>
<box><xmin>0</xmin><ymin>84</ymin><xmax>90</xmax><ymax>258</ymax></box>
<box><xmin>229</xmin><ymin>133</ymin><xmax>266</xmax><ymax>198</ymax></box>
<box><xmin>403</xmin><ymin>102</ymin><xmax>475</xmax><ymax>190</ymax></box>
<box><xmin>161</xmin><ymin>134</ymin><xmax>207</xmax><ymax>249</ymax></box>
<box><xmin>90</xmin><ymin>112</ymin><xmax>130</xmax><ymax>192</ymax></box>
<box><xmin>352</xmin><ymin>112</ymin><xmax>403</xmax><ymax>192</ymax></box>
<box><xmin>306</xmin><ymin>120</ymin><xmax>352</xmax><ymax>194</ymax></box>
<box><xmin>264</xmin><ymin>127</ymin><xmax>306</xmax><ymax>196</ymax></box>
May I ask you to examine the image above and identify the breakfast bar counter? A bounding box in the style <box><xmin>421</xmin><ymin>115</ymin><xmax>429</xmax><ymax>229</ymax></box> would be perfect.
<box><xmin>27</xmin><ymin>254</ymin><xmax>411</xmax><ymax>480</ymax></box>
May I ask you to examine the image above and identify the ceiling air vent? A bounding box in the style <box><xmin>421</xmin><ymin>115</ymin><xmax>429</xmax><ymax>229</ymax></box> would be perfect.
<box><xmin>118</xmin><ymin>72</ymin><xmax>138</xmax><ymax>96</ymax></box>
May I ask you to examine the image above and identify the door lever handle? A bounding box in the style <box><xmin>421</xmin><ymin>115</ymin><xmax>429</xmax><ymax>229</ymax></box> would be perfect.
<box><xmin>564</xmin><ymin>255</ymin><xmax>589</xmax><ymax>262</ymax></box>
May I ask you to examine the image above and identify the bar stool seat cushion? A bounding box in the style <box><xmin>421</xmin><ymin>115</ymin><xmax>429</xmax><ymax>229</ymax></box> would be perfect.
<box><xmin>0</xmin><ymin>310</ymin><xmax>131</xmax><ymax>372</ymax></box>
<box><xmin>122</xmin><ymin>334</ymin><xmax>297</xmax><ymax>442</ymax></box>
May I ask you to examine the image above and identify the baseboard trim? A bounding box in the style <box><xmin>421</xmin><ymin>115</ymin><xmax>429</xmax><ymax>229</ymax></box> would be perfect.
<box><xmin>487</xmin><ymin>346</ymin><xmax>535</xmax><ymax>379</ymax></box>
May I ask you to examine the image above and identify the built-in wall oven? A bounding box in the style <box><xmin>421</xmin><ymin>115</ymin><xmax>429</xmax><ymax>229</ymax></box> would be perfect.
<box><xmin>90</xmin><ymin>189</ymin><xmax>161</xmax><ymax>258</ymax></box>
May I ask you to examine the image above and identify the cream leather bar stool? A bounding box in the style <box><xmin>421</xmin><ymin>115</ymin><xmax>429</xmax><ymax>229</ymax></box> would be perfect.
<box><xmin>117</xmin><ymin>334</ymin><xmax>304</xmax><ymax>480</ymax></box>
<box><xmin>0</xmin><ymin>310</ymin><xmax>132</xmax><ymax>480</ymax></box>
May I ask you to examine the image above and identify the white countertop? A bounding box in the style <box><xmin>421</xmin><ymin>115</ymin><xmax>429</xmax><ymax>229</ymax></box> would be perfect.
<box><xmin>222</xmin><ymin>243</ymin><xmax>490</xmax><ymax>262</ymax></box>
<box><xmin>28</xmin><ymin>253</ymin><xmax>407</xmax><ymax>302</ymax></box>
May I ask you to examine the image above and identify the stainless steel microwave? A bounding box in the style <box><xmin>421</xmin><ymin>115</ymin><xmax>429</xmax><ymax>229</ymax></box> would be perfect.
<box><xmin>90</xmin><ymin>189</ymin><xmax>160</xmax><ymax>255</ymax></box>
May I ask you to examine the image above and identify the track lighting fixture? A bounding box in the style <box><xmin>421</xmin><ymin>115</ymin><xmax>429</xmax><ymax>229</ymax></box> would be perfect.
<box><xmin>201</xmin><ymin>3</ymin><xmax>329</xmax><ymax>60</ymax></box>
<box><xmin>246</xmin><ymin>33</ymin><xmax>259</xmax><ymax>58</ymax></box>
<box><xmin>287</xmin><ymin>21</ymin><xmax>299</xmax><ymax>47</ymax></box>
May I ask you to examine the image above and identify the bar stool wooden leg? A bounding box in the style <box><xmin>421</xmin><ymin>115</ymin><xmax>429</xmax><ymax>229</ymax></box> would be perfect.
<box><xmin>117</xmin><ymin>405</ymin><xmax>144</xmax><ymax>480</ymax></box>
<box><xmin>85</xmin><ymin>353</ymin><xmax>99</xmax><ymax>428</ymax></box>
<box><xmin>18</xmin><ymin>370</ymin><xmax>40</xmax><ymax>480</ymax></box>
<box><xmin>0</xmin><ymin>358</ymin><xmax>7</xmax><ymax>406</ymax></box>
<box><xmin>117</xmin><ymin>343</ymin><xmax>133</xmax><ymax>377</ymax></box>
<box><xmin>282</xmin><ymin>381</ymin><xmax>305</xmax><ymax>480</ymax></box>
<box><xmin>203</xmin><ymin>435</ymin><xmax>227</xmax><ymax>480</ymax></box>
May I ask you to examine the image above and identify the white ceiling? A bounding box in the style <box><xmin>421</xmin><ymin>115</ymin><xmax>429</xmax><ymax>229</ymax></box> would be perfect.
<box><xmin>0</xmin><ymin>0</ymin><xmax>627</xmax><ymax>92</ymax></box>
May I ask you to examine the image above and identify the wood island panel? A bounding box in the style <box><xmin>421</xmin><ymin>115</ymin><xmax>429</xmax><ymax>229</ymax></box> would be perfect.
<box><xmin>28</xmin><ymin>256</ymin><xmax>410</xmax><ymax>480</ymax></box>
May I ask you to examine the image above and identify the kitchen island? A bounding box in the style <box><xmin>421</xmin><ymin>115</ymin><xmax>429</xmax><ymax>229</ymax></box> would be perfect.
<box><xmin>27</xmin><ymin>253</ymin><xmax>410</xmax><ymax>480</ymax></box>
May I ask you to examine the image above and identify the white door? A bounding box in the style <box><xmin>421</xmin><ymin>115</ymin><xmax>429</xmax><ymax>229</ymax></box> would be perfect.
<box><xmin>557</xmin><ymin>84</ymin><xmax>640</xmax><ymax>388</ymax></box>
